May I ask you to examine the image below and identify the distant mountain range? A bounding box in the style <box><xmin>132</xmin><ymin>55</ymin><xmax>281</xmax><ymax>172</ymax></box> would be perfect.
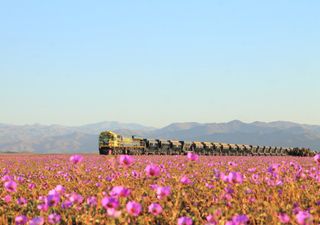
<box><xmin>0</xmin><ymin>120</ymin><xmax>319</xmax><ymax>153</ymax></box>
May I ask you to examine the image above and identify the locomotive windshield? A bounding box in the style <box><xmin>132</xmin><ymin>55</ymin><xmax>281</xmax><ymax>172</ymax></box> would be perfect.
<box><xmin>99</xmin><ymin>133</ymin><xmax>113</xmax><ymax>144</ymax></box>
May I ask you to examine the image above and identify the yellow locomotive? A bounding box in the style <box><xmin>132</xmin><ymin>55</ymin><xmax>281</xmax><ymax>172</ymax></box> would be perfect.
<box><xmin>99</xmin><ymin>131</ymin><xmax>145</xmax><ymax>155</ymax></box>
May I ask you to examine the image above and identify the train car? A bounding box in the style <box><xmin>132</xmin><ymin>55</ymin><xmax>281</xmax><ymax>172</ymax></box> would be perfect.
<box><xmin>264</xmin><ymin>146</ymin><xmax>271</xmax><ymax>156</ymax></box>
<box><xmin>257</xmin><ymin>146</ymin><xmax>265</xmax><ymax>156</ymax></box>
<box><xmin>193</xmin><ymin>141</ymin><xmax>204</xmax><ymax>154</ymax></box>
<box><xmin>235</xmin><ymin>144</ymin><xmax>244</xmax><ymax>156</ymax></box>
<box><xmin>157</xmin><ymin>139</ymin><xmax>171</xmax><ymax>155</ymax></box>
<box><xmin>228</xmin><ymin>144</ymin><xmax>238</xmax><ymax>156</ymax></box>
<box><xmin>243</xmin><ymin>145</ymin><xmax>252</xmax><ymax>156</ymax></box>
<box><xmin>169</xmin><ymin>140</ymin><xmax>183</xmax><ymax>155</ymax></box>
<box><xmin>182</xmin><ymin>141</ymin><xmax>193</xmax><ymax>153</ymax></box>
<box><xmin>144</xmin><ymin>139</ymin><xmax>159</xmax><ymax>155</ymax></box>
<box><xmin>251</xmin><ymin>145</ymin><xmax>259</xmax><ymax>156</ymax></box>
<box><xmin>270</xmin><ymin>147</ymin><xmax>277</xmax><ymax>156</ymax></box>
<box><xmin>212</xmin><ymin>142</ymin><xmax>222</xmax><ymax>155</ymax></box>
<box><xmin>220</xmin><ymin>143</ymin><xmax>230</xmax><ymax>155</ymax></box>
<box><xmin>276</xmin><ymin>147</ymin><xmax>282</xmax><ymax>156</ymax></box>
<box><xmin>202</xmin><ymin>142</ymin><xmax>213</xmax><ymax>155</ymax></box>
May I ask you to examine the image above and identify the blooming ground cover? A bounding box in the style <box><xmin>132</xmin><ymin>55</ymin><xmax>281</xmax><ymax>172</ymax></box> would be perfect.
<box><xmin>1</xmin><ymin>153</ymin><xmax>320</xmax><ymax>225</ymax></box>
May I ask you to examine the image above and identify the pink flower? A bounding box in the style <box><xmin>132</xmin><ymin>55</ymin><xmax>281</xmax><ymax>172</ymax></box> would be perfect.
<box><xmin>226</xmin><ymin>172</ymin><xmax>243</xmax><ymax>184</ymax></box>
<box><xmin>37</xmin><ymin>203</ymin><xmax>49</xmax><ymax>212</ymax></box>
<box><xmin>232</xmin><ymin>214</ymin><xmax>249</xmax><ymax>224</ymax></box>
<box><xmin>16</xmin><ymin>176</ymin><xmax>24</xmax><ymax>183</ymax></box>
<box><xmin>46</xmin><ymin>194</ymin><xmax>60</xmax><ymax>207</ymax></box>
<box><xmin>268</xmin><ymin>164</ymin><xmax>281</xmax><ymax>173</ymax></box>
<box><xmin>119</xmin><ymin>155</ymin><xmax>134</xmax><ymax>166</ymax></box>
<box><xmin>101</xmin><ymin>197</ymin><xmax>119</xmax><ymax>209</ymax></box>
<box><xmin>187</xmin><ymin>152</ymin><xmax>198</xmax><ymax>161</ymax></box>
<box><xmin>86</xmin><ymin>196</ymin><xmax>97</xmax><ymax>206</ymax></box>
<box><xmin>1</xmin><ymin>175</ymin><xmax>12</xmax><ymax>182</ymax></box>
<box><xmin>177</xmin><ymin>216</ymin><xmax>193</xmax><ymax>225</ymax></box>
<box><xmin>3</xmin><ymin>195</ymin><xmax>12</xmax><ymax>203</ymax></box>
<box><xmin>206</xmin><ymin>215</ymin><xmax>217</xmax><ymax>225</ymax></box>
<box><xmin>54</xmin><ymin>185</ymin><xmax>65</xmax><ymax>194</ymax></box>
<box><xmin>145</xmin><ymin>164</ymin><xmax>160</xmax><ymax>177</ymax></box>
<box><xmin>295</xmin><ymin>211</ymin><xmax>312</xmax><ymax>225</ymax></box>
<box><xmin>156</xmin><ymin>186</ymin><xmax>171</xmax><ymax>199</ymax></box>
<box><xmin>126</xmin><ymin>201</ymin><xmax>142</xmax><ymax>216</ymax></box>
<box><xmin>314</xmin><ymin>154</ymin><xmax>320</xmax><ymax>164</ymax></box>
<box><xmin>48</xmin><ymin>213</ymin><xmax>61</xmax><ymax>224</ymax></box>
<box><xmin>68</xmin><ymin>193</ymin><xmax>83</xmax><ymax>204</ymax></box>
<box><xmin>17</xmin><ymin>197</ymin><xmax>28</xmax><ymax>206</ymax></box>
<box><xmin>4</xmin><ymin>180</ymin><xmax>17</xmax><ymax>192</ymax></box>
<box><xmin>180</xmin><ymin>175</ymin><xmax>192</xmax><ymax>185</ymax></box>
<box><xmin>29</xmin><ymin>217</ymin><xmax>44</xmax><ymax>225</ymax></box>
<box><xmin>226</xmin><ymin>214</ymin><xmax>249</xmax><ymax>225</ymax></box>
<box><xmin>69</xmin><ymin>155</ymin><xmax>83</xmax><ymax>164</ymax></box>
<box><xmin>28</xmin><ymin>183</ymin><xmax>36</xmax><ymax>189</ymax></box>
<box><xmin>110</xmin><ymin>186</ymin><xmax>131</xmax><ymax>198</ymax></box>
<box><xmin>149</xmin><ymin>184</ymin><xmax>158</xmax><ymax>190</ymax></box>
<box><xmin>148</xmin><ymin>203</ymin><xmax>163</xmax><ymax>215</ymax></box>
<box><xmin>106</xmin><ymin>208</ymin><xmax>122</xmax><ymax>218</ymax></box>
<box><xmin>278</xmin><ymin>213</ymin><xmax>290</xmax><ymax>224</ymax></box>
<box><xmin>61</xmin><ymin>200</ymin><xmax>72</xmax><ymax>209</ymax></box>
<box><xmin>15</xmin><ymin>215</ymin><xmax>28</xmax><ymax>225</ymax></box>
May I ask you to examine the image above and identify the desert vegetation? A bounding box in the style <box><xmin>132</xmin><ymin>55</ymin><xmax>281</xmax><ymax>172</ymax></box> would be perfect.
<box><xmin>1</xmin><ymin>154</ymin><xmax>320</xmax><ymax>224</ymax></box>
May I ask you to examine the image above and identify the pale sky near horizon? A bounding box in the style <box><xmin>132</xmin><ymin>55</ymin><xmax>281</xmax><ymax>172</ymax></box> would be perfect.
<box><xmin>1</xmin><ymin>1</ymin><xmax>320</xmax><ymax>127</ymax></box>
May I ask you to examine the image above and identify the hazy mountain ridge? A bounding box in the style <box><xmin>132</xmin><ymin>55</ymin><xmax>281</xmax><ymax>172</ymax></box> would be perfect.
<box><xmin>0</xmin><ymin>121</ymin><xmax>319</xmax><ymax>153</ymax></box>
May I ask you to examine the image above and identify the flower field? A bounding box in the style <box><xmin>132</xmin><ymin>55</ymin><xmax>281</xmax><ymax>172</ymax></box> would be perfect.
<box><xmin>1</xmin><ymin>154</ymin><xmax>320</xmax><ymax>225</ymax></box>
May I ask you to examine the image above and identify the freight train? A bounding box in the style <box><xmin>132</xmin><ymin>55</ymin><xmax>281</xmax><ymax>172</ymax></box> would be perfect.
<box><xmin>99</xmin><ymin>131</ymin><xmax>314</xmax><ymax>156</ymax></box>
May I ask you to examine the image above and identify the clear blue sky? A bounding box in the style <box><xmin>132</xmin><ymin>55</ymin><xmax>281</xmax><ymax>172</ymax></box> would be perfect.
<box><xmin>1</xmin><ymin>1</ymin><xmax>319</xmax><ymax>127</ymax></box>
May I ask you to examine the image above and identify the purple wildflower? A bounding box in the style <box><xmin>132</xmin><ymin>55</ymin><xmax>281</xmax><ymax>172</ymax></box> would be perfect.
<box><xmin>226</xmin><ymin>172</ymin><xmax>243</xmax><ymax>184</ymax></box>
<box><xmin>145</xmin><ymin>164</ymin><xmax>161</xmax><ymax>177</ymax></box>
<box><xmin>29</xmin><ymin>217</ymin><xmax>44</xmax><ymax>225</ymax></box>
<box><xmin>187</xmin><ymin>152</ymin><xmax>199</xmax><ymax>161</ymax></box>
<box><xmin>110</xmin><ymin>186</ymin><xmax>131</xmax><ymax>198</ymax></box>
<box><xmin>48</xmin><ymin>213</ymin><xmax>61</xmax><ymax>224</ymax></box>
<box><xmin>180</xmin><ymin>175</ymin><xmax>192</xmax><ymax>185</ymax></box>
<box><xmin>86</xmin><ymin>196</ymin><xmax>97</xmax><ymax>206</ymax></box>
<box><xmin>101</xmin><ymin>196</ymin><xmax>119</xmax><ymax>209</ymax></box>
<box><xmin>106</xmin><ymin>208</ymin><xmax>122</xmax><ymax>218</ymax></box>
<box><xmin>156</xmin><ymin>186</ymin><xmax>171</xmax><ymax>199</ymax></box>
<box><xmin>4</xmin><ymin>180</ymin><xmax>17</xmax><ymax>192</ymax></box>
<box><xmin>15</xmin><ymin>215</ymin><xmax>28</xmax><ymax>225</ymax></box>
<box><xmin>3</xmin><ymin>195</ymin><xmax>12</xmax><ymax>203</ymax></box>
<box><xmin>206</xmin><ymin>215</ymin><xmax>217</xmax><ymax>225</ymax></box>
<box><xmin>61</xmin><ymin>200</ymin><xmax>72</xmax><ymax>209</ymax></box>
<box><xmin>68</xmin><ymin>193</ymin><xmax>83</xmax><ymax>204</ymax></box>
<box><xmin>54</xmin><ymin>185</ymin><xmax>65</xmax><ymax>194</ymax></box>
<box><xmin>278</xmin><ymin>213</ymin><xmax>290</xmax><ymax>224</ymax></box>
<box><xmin>17</xmin><ymin>197</ymin><xmax>28</xmax><ymax>206</ymax></box>
<box><xmin>126</xmin><ymin>201</ymin><xmax>142</xmax><ymax>216</ymax></box>
<box><xmin>46</xmin><ymin>193</ymin><xmax>60</xmax><ymax>207</ymax></box>
<box><xmin>69</xmin><ymin>155</ymin><xmax>83</xmax><ymax>164</ymax></box>
<box><xmin>28</xmin><ymin>183</ymin><xmax>36</xmax><ymax>189</ymax></box>
<box><xmin>148</xmin><ymin>203</ymin><xmax>163</xmax><ymax>215</ymax></box>
<box><xmin>119</xmin><ymin>155</ymin><xmax>134</xmax><ymax>166</ymax></box>
<box><xmin>177</xmin><ymin>216</ymin><xmax>193</xmax><ymax>225</ymax></box>
<box><xmin>1</xmin><ymin>175</ymin><xmax>12</xmax><ymax>182</ymax></box>
<box><xmin>295</xmin><ymin>210</ymin><xmax>312</xmax><ymax>225</ymax></box>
